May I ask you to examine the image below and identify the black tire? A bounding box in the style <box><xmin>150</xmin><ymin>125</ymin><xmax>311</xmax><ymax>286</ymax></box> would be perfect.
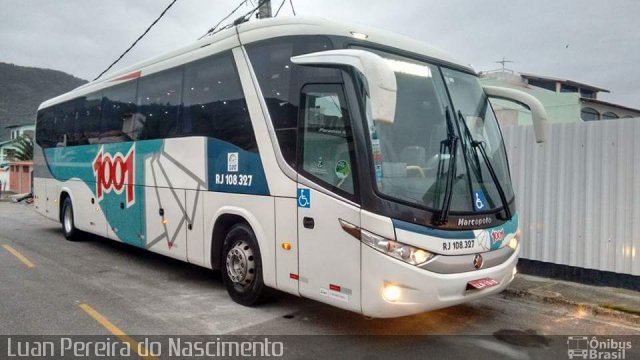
<box><xmin>221</xmin><ymin>223</ymin><xmax>269</xmax><ymax>306</ymax></box>
<box><xmin>61</xmin><ymin>197</ymin><xmax>79</xmax><ymax>241</ymax></box>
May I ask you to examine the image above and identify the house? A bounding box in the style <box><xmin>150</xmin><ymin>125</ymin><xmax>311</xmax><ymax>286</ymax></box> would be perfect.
<box><xmin>0</xmin><ymin>123</ymin><xmax>35</xmax><ymax>194</ymax></box>
<box><xmin>0</xmin><ymin>123</ymin><xmax>35</xmax><ymax>166</ymax></box>
<box><xmin>479</xmin><ymin>71</ymin><xmax>640</xmax><ymax>126</ymax></box>
<box><xmin>7</xmin><ymin>160</ymin><xmax>32</xmax><ymax>194</ymax></box>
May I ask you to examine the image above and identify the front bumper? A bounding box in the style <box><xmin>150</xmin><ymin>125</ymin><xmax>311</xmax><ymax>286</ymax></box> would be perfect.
<box><xmin>360</xmin><ymin>243</ymin><xmax>519</xmax><ymax>318</ymax></box>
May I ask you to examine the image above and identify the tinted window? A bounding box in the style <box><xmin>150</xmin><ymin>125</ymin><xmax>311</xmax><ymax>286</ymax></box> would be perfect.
<box><xmin>581</xmin><ymin>107</ymin><xmax>600</xmax><ymax>121</ymax></box>
<box><xmin>527</xmin><ymin>79</ymin><xmax>556</xmax><ymax>92</ymax></box>
<box><xmin>182</xmin><ymin>52</ymin><xmax>256</xmax><ymax>152</ymax></box>
<box><xmin>102</xmin><ymin>81</ymin><xmax>138</xmax><ymax>143</ymax></box>
<box><xmin>76</xmin><ymin>92</ymin><xmax>102</xmax><ymax>145</ymax></box>
<box><xmin>561</xmin><ymin>84</ymin><xmax>578</xmax><ymax>93</ymax></box>
<box><xmin>580</xmin><ymin>89</ymin><xmax>596</xmax><ymax>99</ymax></box>
<box><xmin>299</xmin><ymin>84</ymin><xmax>356</xmax><ymax>196</ymax></box>
<box><xmin>602</xmin><ymin>111</ymin><xmax>619</xmax><ymax>120</ymax></box>
<box><xmin>138</xmin><ymin>68</ymin><xmax>182</xmax><ymax>140</ymax></box>
<box><xmin>36</xmin><ymin>108</ymin><xmax>58</xmax><ymax>148</ymax></box>
<box><xmin>60</xmin><ymin>98</ymin><xmax>84</xmax><ymax>146</ymax></box>
<box><xmin>246</xmin><ymin>36</ymin><xmax>340</xmax><ymax>166</ymax></box>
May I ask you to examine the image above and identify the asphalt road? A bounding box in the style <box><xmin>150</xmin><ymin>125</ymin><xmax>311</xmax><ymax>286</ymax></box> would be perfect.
<box><xmin>0</xmin><ymin>201</ymin><xmax>638</xmax><ymax>359</ymax></box>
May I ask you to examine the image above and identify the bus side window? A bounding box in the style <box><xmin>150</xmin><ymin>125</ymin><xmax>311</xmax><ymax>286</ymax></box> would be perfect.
<box><xmin>246</xmin><ymin>35</ymin><xmax>339</xmax><ymax>168</ymax></box>
<box><xmin>101</xmin><ymin>81</ymin><xmax>137</xmax><ymax>143</ymax></box>
<box><xmin>181</xmin><ymin>51</ymin><xmax>256</xmax><ymax>152</ymax></box>
<box><xmin>76</xmin><ymin>92</ymin><xmax>102</xmax><ymax>145</ymax></box>
<box><xmin>36</xmin><ymin>108</ymin><xmax>58</xmax><ymax>149</ymax></box>
<box><xmin>137</xmin><ymin>68</ymin><xmax>182</xmax><ymax>141</ymax></box>
<box><xmin>298</xmin><ymin>84</ymin><xmax>356</xmax><ymax>198</ymax></box>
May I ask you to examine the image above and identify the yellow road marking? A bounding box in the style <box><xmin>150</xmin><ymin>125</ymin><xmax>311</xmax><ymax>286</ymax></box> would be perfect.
<box><xmin>78</xmin><ymin>304</ymin><xmax>157</xmax><ymax>360</ymax></box>
<box><xmin>2</xmin><ymin>244</ymin><xmax>34</xmax><ymax>268</ymax></box>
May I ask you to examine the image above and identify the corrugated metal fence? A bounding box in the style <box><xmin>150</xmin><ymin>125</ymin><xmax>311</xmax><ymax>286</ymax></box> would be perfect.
<box><xmin>502</xmin><ymin>118</ymin><xmax>640</xmax><ymax>276</ymax></box>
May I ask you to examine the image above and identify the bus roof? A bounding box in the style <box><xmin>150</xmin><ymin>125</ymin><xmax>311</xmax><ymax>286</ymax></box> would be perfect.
<box><xmin>40</xmin><ymin>16</ymin><xmax>473</xmax><ymax>110</ymax></box>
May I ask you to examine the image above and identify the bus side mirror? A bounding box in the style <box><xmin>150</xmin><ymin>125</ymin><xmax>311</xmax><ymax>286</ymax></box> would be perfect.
<box><xmin>483</xmin><ymin>85</ymin><xmax>548</xmax><ymax>143</ymax></box>
<box><xmin>291</xmin><ymin>49</ymin><xmax>397</xmax><ymax>124</ymax></box>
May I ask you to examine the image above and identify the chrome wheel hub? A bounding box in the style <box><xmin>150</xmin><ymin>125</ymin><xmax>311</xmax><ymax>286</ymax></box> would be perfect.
<box><xmin>63</xmin><ymin>205</ymin><xmax>73</xmax><ymax>233</ymax></box>
<box><xmin>226</xmin><ymin>240</ymin><xmax>256</xmax><ymax>287</ymax></box>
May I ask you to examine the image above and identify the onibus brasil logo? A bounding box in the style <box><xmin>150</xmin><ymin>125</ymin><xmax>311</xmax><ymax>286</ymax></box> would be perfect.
<box><xmin>567</xmin><ymin>336</ymin><xmax>632</xmax><ymax>359</ymax></box>
<box><xmin>92</xmin><ymin>145</ymin><xmax>136</xmax><ymax>207</ymax></box>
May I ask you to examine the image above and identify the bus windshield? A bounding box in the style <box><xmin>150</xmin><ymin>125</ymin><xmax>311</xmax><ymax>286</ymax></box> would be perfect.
<box><xmin>365</xmin><ymin>50</ymin><xmax>514</xmax><ymax>214</ymax></box>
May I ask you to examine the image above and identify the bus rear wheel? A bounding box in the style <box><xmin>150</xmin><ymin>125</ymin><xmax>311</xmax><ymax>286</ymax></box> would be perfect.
<box><xmin>221</xmin><ymin>223</ymin><xmax>268</xmax><ymax>306</ymax></box>
<box><xmin>61</xmin><ymin>197</ymin><xmax>79</xmax><ymax>241</ymax></box>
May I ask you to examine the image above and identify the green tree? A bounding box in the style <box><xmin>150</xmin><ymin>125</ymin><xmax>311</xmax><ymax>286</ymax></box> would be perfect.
<box><xmin>12</xmin><ymin>135</ymin><xmax>33</xmax><ymax>161</ymax></box>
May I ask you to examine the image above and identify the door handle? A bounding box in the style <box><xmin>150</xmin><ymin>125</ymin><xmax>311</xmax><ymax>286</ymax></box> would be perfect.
<box><xmin>303</xmin><ymin>217</ymin><xmax>315</xmax><ymax>229</ymax></box>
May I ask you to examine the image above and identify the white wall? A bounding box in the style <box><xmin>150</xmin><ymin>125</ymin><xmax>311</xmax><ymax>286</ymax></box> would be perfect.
<box><xmin>502</xmin><ymin>118</ymin><xmax>640</xmax><ymax>276</ymax></box>
<box><xmin>0</xmin><ymin>169</ymin><xmax>10</xmax><ymax>194</ymax></box>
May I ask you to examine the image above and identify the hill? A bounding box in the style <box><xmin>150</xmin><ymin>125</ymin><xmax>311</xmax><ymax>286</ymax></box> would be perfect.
<box><xmin>0</xmin><ymin>62</ymin><xmax>87</xmax><ymax>141</ymax></box>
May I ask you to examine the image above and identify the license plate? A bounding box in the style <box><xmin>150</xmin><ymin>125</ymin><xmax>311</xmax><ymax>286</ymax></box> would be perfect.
<box><xmin>467</xmin><ymin>278</ymin><xmax>499</xmax><ymax>290</ymax></box>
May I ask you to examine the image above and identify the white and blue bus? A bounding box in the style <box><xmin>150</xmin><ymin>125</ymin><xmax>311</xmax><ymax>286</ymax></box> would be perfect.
<box><xmin>33</xmin><ymin>17</ymin><xmax>547</xmax><ymax>318</ymax></box>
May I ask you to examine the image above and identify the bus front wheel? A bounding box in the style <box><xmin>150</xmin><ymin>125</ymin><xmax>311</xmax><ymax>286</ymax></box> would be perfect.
<box><xmin>61</xmin><ymin>197</ymin><xmax>79</xmax><ymax>241</ymax></box>
<box><xmin>221</xmin><ymin>223</ymin><xmax>269</xmax><ymax>306</ymax></box>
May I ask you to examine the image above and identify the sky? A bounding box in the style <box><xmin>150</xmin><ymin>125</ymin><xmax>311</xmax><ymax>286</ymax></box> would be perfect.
<box><xmin>1</xmin><ymin>0</ymin><xmax>639</xmax><ymax>108</ymax></box>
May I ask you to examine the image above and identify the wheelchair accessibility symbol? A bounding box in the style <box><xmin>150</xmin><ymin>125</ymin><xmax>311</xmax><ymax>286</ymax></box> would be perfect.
<box><xmin>298</xmin><ymin>188</ymin><xmax>311</xmax><ymax>208</ymax></box>
<box><xmin>473</xmin><ymin>191</ymin><xmax>487</xmax><ymax>212</ymax></box>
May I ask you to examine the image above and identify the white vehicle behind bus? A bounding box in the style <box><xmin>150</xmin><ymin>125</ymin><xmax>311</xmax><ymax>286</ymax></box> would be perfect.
<box><xmin>33</xmin><ymin>17</ymin><xmax>547</xmax><ymax>318</ymax></box>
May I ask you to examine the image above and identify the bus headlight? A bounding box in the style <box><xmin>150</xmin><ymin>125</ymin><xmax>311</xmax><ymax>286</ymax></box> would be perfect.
<box><xmin>361</xmin><ymin>230</ymin><xmax>434</xmax><ymax>266</ymax></box>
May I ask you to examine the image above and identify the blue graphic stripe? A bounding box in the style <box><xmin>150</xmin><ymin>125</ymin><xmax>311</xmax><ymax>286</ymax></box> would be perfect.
<box><xmin>45</xmin><ymin>140</ymin><xmax>163</xmax><ymax>248</ymax></box>
<box><xmin>207</xmin><ymin>139</ymin><xmax>269</xmax><ymax>196</ymax></box>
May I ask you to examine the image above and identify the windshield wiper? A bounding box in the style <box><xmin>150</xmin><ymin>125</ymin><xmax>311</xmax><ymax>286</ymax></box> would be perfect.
<box><xmin>456</xmin><ymin>110</ymin><xmax>513</xmax><ymax>220</ymax></box>
<box><xmin>457</xmin><ymin>111</ymin><xmax>483</xmax><ymax>181</ymax></box>
<box><xmin>472</xmin><ymin>139</ymin><xmax>512</xmax><ymax>219</ymax></box>
<box><xmin>433</xmin><ymin>107</ymin><xmax>458</xmax><ymax>225</ymax></box>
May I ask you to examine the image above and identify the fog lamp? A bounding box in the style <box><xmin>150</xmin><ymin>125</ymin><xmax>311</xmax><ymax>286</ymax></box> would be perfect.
<box><xmin>382</xmin><ymin>284</ymin><xmax>401</xmax><ymax>302</ymax></box>
<box><xmin>508</xmin><ymin>237</ymin><xmax>518</xmax><ymax>250</ymax></box>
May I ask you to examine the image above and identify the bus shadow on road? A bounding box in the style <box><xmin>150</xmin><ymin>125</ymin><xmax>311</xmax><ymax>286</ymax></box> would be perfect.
<box><xmin>36</xmin><ymin>226</ymin><xmax>498</xmax><ymax>336</ymax></box>
<box><xmin>37</xmin><ymin>226</ymin><xmax>221</xmax><ymax>286</ymax></box>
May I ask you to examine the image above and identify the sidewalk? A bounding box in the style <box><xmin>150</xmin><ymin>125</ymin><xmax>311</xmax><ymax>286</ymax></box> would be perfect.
<box><xmin>0</xmin><ymin>192</ymin><xmax>28</xmax><ymax>202</ymax></box>
<box><xmin>505</xmin><ymin>274</ymin><xmax>640</xmax><ymax>323</ymax></box>
<box><xmin>0</xmin><ymin>191</ymin><xmax>17</xmax><ymax>202</ymax></box>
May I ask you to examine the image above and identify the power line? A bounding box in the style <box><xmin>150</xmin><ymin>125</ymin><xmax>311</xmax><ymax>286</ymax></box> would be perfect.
<box><xmin>199</xmin><ymin>0</ymin><xmax>269</xmax><ymax>39</ymax></box>
<box><xmin>275</xmin><ymin>0</ymin><xmax>296</xmax><ymax>17</ymax></box>
<box><xmin>242</xmin><ymin>0</ymin><xmax>269</xmax><ymax>20</ymax></box>
<box><xmin>198</xmin><ymin>0</ymin><xmax>250</xmax><ymax>40</ymax></box>
<box><xmin>94</xmin><ymin>0</ymin><xmax>179</xmax><ymax>81</ymax></box>
<box><xmin>275</xmin><ymin>0</ymin><xmax>286</xmax><ymax>17</ymax></box>
<box><xmin>289</xmin><ymin>0</ymin><xmax>296</xmax><ymax>15</ymax></box>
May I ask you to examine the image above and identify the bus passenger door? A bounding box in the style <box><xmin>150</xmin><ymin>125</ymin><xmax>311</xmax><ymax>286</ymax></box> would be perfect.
<box><xmin>296</xmin><ymin>84</ymin><xmax>362</xmax><ymax>313</ymax></box>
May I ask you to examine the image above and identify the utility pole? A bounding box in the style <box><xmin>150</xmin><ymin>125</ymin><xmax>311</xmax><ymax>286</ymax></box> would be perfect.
<box><xmin>257</xmin><ymin>0</ymin><xmax>272</xmax><ymax>18</ymax></box>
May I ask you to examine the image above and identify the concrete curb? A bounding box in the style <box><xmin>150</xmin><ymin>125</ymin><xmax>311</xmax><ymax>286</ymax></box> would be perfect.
<box><xmin>502</xmin><ymin>287</ymin><xmax>640</xmax><ymax>324</ymax></box>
